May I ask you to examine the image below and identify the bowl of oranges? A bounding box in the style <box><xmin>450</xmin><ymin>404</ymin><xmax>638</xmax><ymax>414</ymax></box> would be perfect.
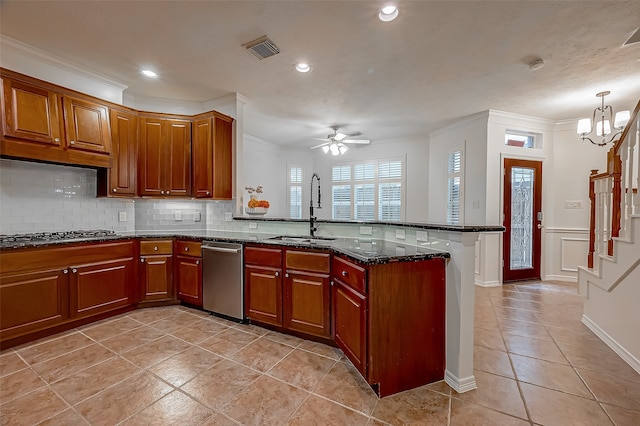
<box><xmin>245</xmin><ymin>186</ymin><xmax>270</xmax><ymax>216</ymax></box>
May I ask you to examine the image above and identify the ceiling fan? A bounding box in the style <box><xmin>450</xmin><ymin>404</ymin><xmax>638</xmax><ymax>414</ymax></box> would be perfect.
<box><xmin>309</xmin><ymin>125</ymin><xmax>371</xmax><ymax>155</ymax></box>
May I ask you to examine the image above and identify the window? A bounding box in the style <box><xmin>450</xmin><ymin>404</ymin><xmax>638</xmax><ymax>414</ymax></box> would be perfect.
<box><xmin>447</xmin><ymin>146</ymin><xmax>464</xmax><ymax>225</ymax></box>
<box><xmin>288</xmin><ymin>164</ymin><xmax>303</xmax><ymax>219</ymax></box>
<box><xmin>505</xmin><ymin>129</ymin><xmax>542</xmax><ymax>149</ymax></box>
<box><xmin>331</xmin><ymin>158</ymin><xmax>404</xmax><ymax>221</ymax></box>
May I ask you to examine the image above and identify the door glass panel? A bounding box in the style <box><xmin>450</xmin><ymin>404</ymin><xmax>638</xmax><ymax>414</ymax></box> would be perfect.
<box><xmin>510</xmin><ymin>167</ymin><xmax>534</xmax><ymax>269</ymax></box>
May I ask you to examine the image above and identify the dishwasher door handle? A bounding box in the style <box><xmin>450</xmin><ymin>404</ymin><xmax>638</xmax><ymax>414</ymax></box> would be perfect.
<box><xmin>202</xmin><ymin>246</ymin><xmax>242</xmax><ymax>254</ymax></box>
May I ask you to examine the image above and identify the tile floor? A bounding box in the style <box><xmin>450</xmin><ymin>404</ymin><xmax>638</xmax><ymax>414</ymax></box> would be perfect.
<box><xmin>1</xmin><ymin>281</ymin><xmax>639</xmax><ymax>425</ymax></box>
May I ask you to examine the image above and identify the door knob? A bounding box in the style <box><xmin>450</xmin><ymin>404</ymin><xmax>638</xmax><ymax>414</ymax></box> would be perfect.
<box><xmin>537</xmin><ymin>224</ymin><xmax>544</xmax><ymax>229</ymax></box>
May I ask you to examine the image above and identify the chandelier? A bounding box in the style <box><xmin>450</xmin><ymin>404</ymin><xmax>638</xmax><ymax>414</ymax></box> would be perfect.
<box><xmin>577</xmin><ymin>91</ymin><xmax>630</xmax><ymax>146</ymax></box>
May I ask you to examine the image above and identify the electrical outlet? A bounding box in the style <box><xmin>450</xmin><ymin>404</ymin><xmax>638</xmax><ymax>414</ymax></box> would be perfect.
<box><xmin>249</xmin><ymin>222</ymin><xmax>257</xmax><ymax>229</ymax></box>
<box><xmin>174</xmin><ymin>211</ymin><xmax>182</xmax><ymax>221</ymax></box>
<box><xmin>225</xmin><ymin>212</ymin><xmax>233</xmax><ymax>222</ymax></box>
<box><xmin>118</xmin><ymin>211</ymin><xmax>126</xmax><ymax>222</ymax></box>
<box><xmin>396</xmin><ymin>229</ymin><xmax>405</xmax><ymax>240</ymax></box>
<box><xmin>194</xmin><ymin>211</ymin><xmax>201</xmax><ymax>222</ymax></box>
<box><xmin>360</xmin><ymin>226</ymin><xmax>372</xmax><ymax>235</ymax></box>
<box><xmin>416</xmin><ymin>231</ymin><xmax>428</xmax><ymax>242</ymax></box>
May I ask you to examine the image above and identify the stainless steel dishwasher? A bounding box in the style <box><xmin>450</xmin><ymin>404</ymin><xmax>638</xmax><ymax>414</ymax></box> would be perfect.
<box><xmin>202</xmin><ymin>241</ymin><xmax>244</xmax><ymax>321</ymax></box>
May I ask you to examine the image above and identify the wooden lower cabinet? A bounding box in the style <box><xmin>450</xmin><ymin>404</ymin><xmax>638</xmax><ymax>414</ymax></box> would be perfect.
<box><xmin>139</xmin><ymin>255</ymin><xmax>173</xmax><ymax>302</ymax></box>
<box><xmin>175</xmin><ymin>240</ymin><xmax>203</xmax><ymax>307</ymax></box>
<box><xmin>332</xmin><ymin>279</ymin><xmax>367</xmax><ymax>374</ymax></box>
<box><xmin>0</xmin><ymin>240</ymin><xmax>137</xmax><ymax>348</ymax></box>
<box><xmin>244</xmin><ymin>246</ymin><xmax>283</xmax><ymax>327</ymax></box>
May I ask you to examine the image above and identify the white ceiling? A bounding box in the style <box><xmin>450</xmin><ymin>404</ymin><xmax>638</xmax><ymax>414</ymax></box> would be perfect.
<box><xmin>1</xmin><ymin>1</ymin><xmax>639</xmax><ymax>147</ymax></box>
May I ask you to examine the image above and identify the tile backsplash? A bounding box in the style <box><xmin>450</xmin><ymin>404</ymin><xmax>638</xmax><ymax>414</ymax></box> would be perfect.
<box><xmin>0</xmin><ymin>159</ymin><xmax>134</xmax><ymax>234</ymax></box>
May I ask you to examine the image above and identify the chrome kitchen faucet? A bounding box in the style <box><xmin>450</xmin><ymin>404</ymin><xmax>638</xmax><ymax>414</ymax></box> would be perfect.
<box><xmin>310</xmin><ymin>173</ymin><xmax>321</xmax><ymax>237</ymax></box>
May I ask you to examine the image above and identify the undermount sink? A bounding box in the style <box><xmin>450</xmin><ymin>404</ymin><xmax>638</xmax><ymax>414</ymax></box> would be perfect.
<box><xmin>268</xmin><ymin>235</ymin><xmax>336</xmax><ymax>245</ymax></box>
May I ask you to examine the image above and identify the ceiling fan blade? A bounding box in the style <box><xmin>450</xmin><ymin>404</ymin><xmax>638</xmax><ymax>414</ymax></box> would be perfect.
<box><xmin>346</xmin><ymin>131</ymin><xmax>362</xmax><ymax>137</ymax></box>
<box><xmin>309</xmin><ymin>138</ymin><xmax>328</xmax><ymax>141</ymax></box>
<box><xmin>310</xmin><ymin>142</ymin><xmax>330</xmax><ymax>149</ymax></box>
<box><xmin>343</xmin><ymin>139</ymin><xmax>371</xmax><ymax>144</ymax></box>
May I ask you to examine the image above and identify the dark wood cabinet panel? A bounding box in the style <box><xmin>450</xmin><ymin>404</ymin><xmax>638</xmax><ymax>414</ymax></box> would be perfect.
<box><xmin>332</xmin><ymin>279</ymin><xmax>367</xmax><ymax>375</ymax></box>
<box><xmin>139</xmin><ymin>255</ymin><xmax>173</xmax><ymax>302</ymax></box>
<box><xmin>70</xmin><ymin>257</ymin><xmax>135</xmax><ymax>319</ymax></box>
<box><xmin>175</xmin><ymin>256</ymin><xmax>202</xmax><ymax>307</ymax></box>
<box><xmin>284</xmin><ymin>271</ymin><xmax>331</xmax><ymax>338</ymax></box>
<box><xmin>1</xmin><ymin>77</ymin><xmax>62</xmax><ymax>146</ymax></box>
<box><xmin>167</xmin><ymin>120</ymin><xmax>191</xmax><ymax>196</ymax></box>
<box><xmin>245</xmin><ymin>265</ymin><xmax>283</xmax><ymax>326</ymax></box>
<box><xmin>138</xmin><ymin>118</ymin><xmax>166</xmax><ymax>196</ymax></box>
<box><xmin>0</xmin><ymin>268</ymin><xmax>69</xmax><ymax>341</ymax></box>
<box><xmin>62</xmin><ymin>96</ymin><xmax>111</xmax><ymax>155</ymax></box>
<box><xmin>212</xmin><ymin>116</ymin><xmax>233</xmax><ymax>199</ymax></box>
<box><xmin>192</xmin><ymin>115</ymin><xmax>233</xmax><ymax>199</ymax></box>
<box><xmin>106</xmin><ymin>109</ymin><xmax>137</xmax><ymax>196</ymax></box>
<box><xmin>192</xmin><ymin>117</ymin><xmax>213</xmax><ymax>198</ymax></box>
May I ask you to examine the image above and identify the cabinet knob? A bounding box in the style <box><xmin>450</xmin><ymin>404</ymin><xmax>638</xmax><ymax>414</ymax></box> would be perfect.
<box><xmin>161</xmin><ymin>190</ymin><xmax>165</xmax><ymax>195</ymax></box>
<box><xmin>63</xmin><ymin>269</ymin><xmax>69</xmax><ymax>274</ymax></box>
<box><xmin>154</xmin><ymin>246</ymin><xmax>158</xmax><ymax>251</ymax></box>
<box><xmin>70</xmin><ymin>140</ymin><xmax>75</xmax><ymax>145</ymax></box>
<box><xmin>140</xmin><ymin>257</ymin><xmax>145</xmax><ymax>262</ymax></box>
<box><xmin>196</xmin><ymin>260</ymin><xmax>200</xmax><ymax>265</ymax></box>
<box><xmin>166</xmin><ymin>190</ymin><xmax>170</xmax><ymax>195</ymax></box>
<box><xmin>206</xmin><ymin>191</ymin><xmax>210</xmax><ymax>196</ymax></box>
<box><xmin>54</xmin><ymin>138</ymin><xmax>60</xmax><ymax>142</ymax></box>
<box><xmin>275</xmin><ymin>271</ymin><xmax>279</xmax><ymax>277</ymax></box>
<box><xmin>330</xmin><ymin>280</ymin><xmax>334</xmax><ymax>286</ymax></box>
<box><xmin>112</xmin><ymin>188</ymin><xmax>117</xmax><ymax>193</ymax></box>
<box><xmin>72</xmin><ymin>268</ymin><xmax>77</xmax><ymax>273</ymax></box>
<box><xmin>341</xmin><ymin>270</ymin><xmax>348</xmax><ymax>277</ymax></box>
<box><xmin>184</xmin><ymin>247</ymin><xmax>189</xmax><ymax>252</ymax></box>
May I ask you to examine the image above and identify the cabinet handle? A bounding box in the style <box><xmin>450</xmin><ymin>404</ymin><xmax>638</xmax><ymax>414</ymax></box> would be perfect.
<box><xmin>196</xmin><ymin>260</ymin><xmax>200</xmax><ymax>265</ymax></box>
<box><xmin>70</xmin><ymin>140</ymin><xmax>75</xmax><ymax>145</ymax></box>
<box><xmin>184</xmin><ymin>247</ymin><xmax>189</xmax><ymax>252</ymax></box>
<box><xmin>112</xmin><ymin>188</ymin><xmax>117</xmax><ymax>193</ymax></box>
<box><xmin>140</xmin><ymin>257</ymin><xmax>145</xmax><ymax>262</ymax></box>
<box><xmin>63</xmin><ymin>269</ymin><xmax>69</xmax><ymax>274</ymax></box>
<box><xmin>341</xmin><ymin>270</ymin><xmax>348</xmax><ymax>277</ymax></box>
<box><xmin>275</xmin><ymin>271</ymin><xmax>279</xmax><ymax>277</ymax></box>
<box><xmin>72</xmin><ymin>268</ymin><xmax>77</xmax><ymax>273</ymax></box>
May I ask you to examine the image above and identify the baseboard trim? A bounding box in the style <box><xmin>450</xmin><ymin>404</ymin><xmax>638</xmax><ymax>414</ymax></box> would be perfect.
<box><xmin>444</xmin><ymin>370</ymin><xmax>477</xmax><ymax>393</ymax></box>
<box><xmin>543</xmin><ymin>274</ymin><xmax>577</xmax><ymax>283</ymax></box>
<box><xmin>582</xmin><ymin>314</ymin><xmax>640</xmax><ymax>375</ymax></box>
<box><xmin>475</xmin><ymin>279</ymin><xmax>500</xmax><ymax>288</ymax></box>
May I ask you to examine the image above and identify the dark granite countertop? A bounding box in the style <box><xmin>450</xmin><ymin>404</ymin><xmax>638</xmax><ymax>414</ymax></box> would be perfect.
<box><xmin>0</xmin><ymin>230</ymin><xmax>450</xmax><ymax>265</ymax></box>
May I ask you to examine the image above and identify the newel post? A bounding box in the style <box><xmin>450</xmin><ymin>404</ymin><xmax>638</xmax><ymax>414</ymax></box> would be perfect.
<box><xmin>588</xmin><ymin>169</ymin><xmax>598</xmax><ymax>268</ymax></box>
<box><xmin>609</xmin><ymin>150</ymin><xmax>622</xmax><ymax>256</ymax></box>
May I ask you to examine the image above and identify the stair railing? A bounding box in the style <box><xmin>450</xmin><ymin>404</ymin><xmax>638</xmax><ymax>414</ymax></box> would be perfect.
<box><xmin>588</xmin><ymin>99</ymin><xmax>640</xmax><ymax>269</ymax></box>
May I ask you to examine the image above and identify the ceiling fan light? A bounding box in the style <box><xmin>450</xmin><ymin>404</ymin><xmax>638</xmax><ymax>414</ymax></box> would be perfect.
<box><xmin>378</xmin><ymin>5</ymin><xmax>398</xmax><ymax>22</ymax></box>
<box><xmin>334</xmin><ymin>132</ymin><xmax>347</xmax><ymax>141</ymax></box>
<box><xmin>330</xmin><ymin>143</ymin><xmax>340</xmax><ymax>155</ymax></box>
<box><xmin>322</xmin><ymin>145</ymin><xmax>330</xmax><ymax>154</ymax></box>
<box><xmin>339</xmin><ymin>145</ymin><xmax>348</xmax><ymax>155</ymax></box>
<box><xmin>614</xmin><ymin>110</ymin><xmax>630</xmax><ymax>129</ymax></box>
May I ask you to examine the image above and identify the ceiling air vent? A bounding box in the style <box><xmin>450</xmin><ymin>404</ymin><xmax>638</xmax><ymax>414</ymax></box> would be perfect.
<box><xmin>243</xmin><ymin>36</ymin><xmax>280</xmax><ymax>60</ymax></box>
<box><xmin>623</xmin><ymin>28</ymin><xmax>640</xmax><ymax>46</ymax></box>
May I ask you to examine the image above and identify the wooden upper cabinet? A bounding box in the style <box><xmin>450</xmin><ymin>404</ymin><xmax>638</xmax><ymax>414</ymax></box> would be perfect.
<box><xmin>139</xmin><ymin>117</ymin><xmax>191</xmax><ymax>197</ymax></box>
<box><xmin>1</xmin><ymin>77</ymin><xmax>62</xmax><ymax>146</ymax></box>
<box><xmin>192</xmin><ymin>114</ymin><xmax>233</xmax><ymax>199</ymax></box>
<box><xmin>107</xmin><ymin>109</ymin><xmax>138</xmax><ymax>196</ymax></box>
<box><xmin>62</xmin><ymin>96</ymin><xmax>111</xmax><ymax>154</ymax></box>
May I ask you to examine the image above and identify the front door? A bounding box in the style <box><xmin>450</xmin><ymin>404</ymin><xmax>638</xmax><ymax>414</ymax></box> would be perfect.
<box><xmin>503</xmin><ymin>159</ymin><xmax>543</xmax><ymax>282</ymax></box>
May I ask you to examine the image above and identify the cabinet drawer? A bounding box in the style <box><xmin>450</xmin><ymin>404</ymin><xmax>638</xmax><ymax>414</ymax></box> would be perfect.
<box><xmin>286</xmin><ymin>250</ymin><xmax>330</xmax><ymax>274</ymax></box>
<box><xmin>245</xmin><ymin>246</ymin><xmax>282</xmax><ymax>267</ymax></box>
<box><xmin>332</xmin><ymin>256</ymin><xmax>367</xmax><ymax>294</ymax></box>
<box><xmin>140</xmin><ymin>240</ymin><xmax>173</xmax><ymax>255</ymax></box>
<box><xmin>175</xmin><ymin>240</ymin><xmax>202</xmax><ymax>257</ymax></box>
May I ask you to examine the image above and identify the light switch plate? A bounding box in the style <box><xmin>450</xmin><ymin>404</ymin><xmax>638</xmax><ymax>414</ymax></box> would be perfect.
<box><xmin>225</xmin><ymin>212</ymin><xmax>233</xmax><ymax>222</ymax></box>
<box><xmin>396</xmin><ymin>229</ymin><xmax>406</xmax><ymax>240</ymax></box>
<box><xmin>249</xmin><ymin>222</ymin><xmax>257</xmax><ymax>229</ymax></box>
<box><xmin>118</xmin><ymin>211</ymin><xmax>126</xmax><ymax>222</ymax></box>
<box><xmin>416</xmin><ymin>231</ymin><xmax>428</xmax><ymax>242</ymax></box>
<box><xmin>174</xmin><ymin>211</ymin><xmax>182</xmax><ymax>221</ymax></box>
<box><xmin>360</xmin><ymin>226</ymin><xmax>372</xmax><ymax>235</ymax></box>
<box><xmin>564</xmin><ymin>200</ymin><xmax>582</xmax><ymax>209</ymax></box>
<box><xmin>194</xmin><ymin>211</ymin><xmax>201</xmax><ymax>222</ymax></box>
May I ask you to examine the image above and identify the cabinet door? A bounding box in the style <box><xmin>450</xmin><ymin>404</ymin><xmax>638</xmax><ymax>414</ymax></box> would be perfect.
<box><xmin>192</xmin><ymin>117</ymin><xmax>213</xmax><ymax>198</ymax></box>
<box><xmin>0</xmin><ymin>268</ymin><xmax>69</xmax><ymax>341</ymax></box>
<box><xmin>140</xmin><ymin>255</ymin><xmax>174</xmax><ymax>302</ymax></box>
<box><xmin>333</xmin><ymin>279</ymin><xmax>367</xmax><ymax>375</ymax></box>
<box><xmin>62</xmin><ymin>96</ymin><xmax>111</xmax><ymax>154</ymax></box>
<box><xmin>284</xmin><ymin>271</ymin><xmax>331</xmax><ymax>338</ymax></box>
<box><xmin>175</xmin><ymin>255</ymin><xmax>202</xmax><ymax>307</ymax></box>
<box><xmin>1</xmin><ymin>78</ymin><xmax>62</xmax><ymax>146</ymax></box>
<box><xmin>212</xmin><ymin>116</ymin><xmax>233</xmax><ymax>199</ymax></box>
<box><xmin>138</xmin><ymin>118</ymin><xmax>166</xmax><ymax>196</ymax></box>
<box><xmin>166</xmin><ymin>120</ymin><xmax>191</xmax><ymax>197</ymax></box>
<box><xmin>108</xmin><ymin>109</ymin><xmax>138</xmax><ymax>196</ymax></box>
<box><xmin>245</xmin><ymin>265</ymin><xmax>282</xmax><ymax>326</ymax></box>
<box><xmin>70</xmin><ymin>257</ymin><xmax>135</xmax><ymax>319</ymax></box>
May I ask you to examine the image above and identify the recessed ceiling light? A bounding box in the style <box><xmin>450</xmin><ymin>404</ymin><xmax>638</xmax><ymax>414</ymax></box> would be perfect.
<box><xmin>528</xmin><ymin>59</ymin><xmax>545</xmax><ymax>71</ymax></box>
<box><xmin>295</xmin><ymin>63</ymin><xmax>312</xmax><ymax>73</ymax></box>
<box><xmin>140</xmin><ymin>69</ymin><xmax>158</xmax><ymax>79</ymax></box>
<box><xmin>378</xmin><ymin>5</ymin><xmax>399</xmax><ymax>22</ymax></box>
